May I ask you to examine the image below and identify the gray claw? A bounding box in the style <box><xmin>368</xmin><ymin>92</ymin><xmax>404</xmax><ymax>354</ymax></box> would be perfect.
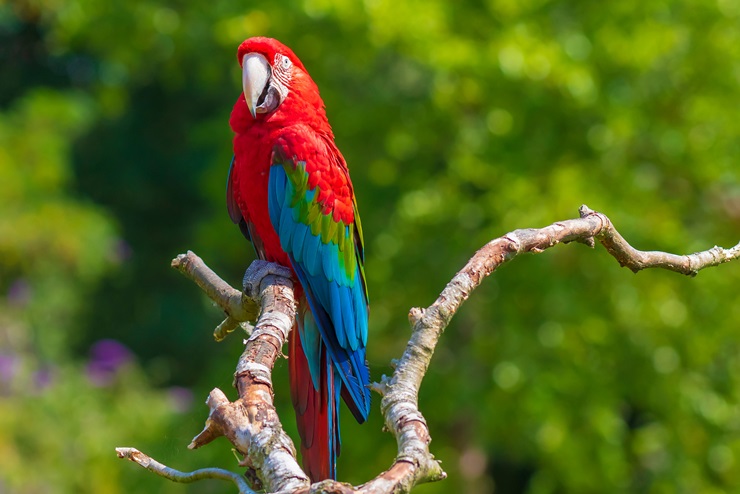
<box><xmin>242</xmin><ymin>260</ymin><xmax>292</xmax><ymax>298</ymax></box>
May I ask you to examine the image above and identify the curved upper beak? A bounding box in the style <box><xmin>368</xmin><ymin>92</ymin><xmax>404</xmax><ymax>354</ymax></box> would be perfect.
<box><xmin>242</xmin><ymin>53</ymin><xmax>270</xmax><ymax>119</ymax></box>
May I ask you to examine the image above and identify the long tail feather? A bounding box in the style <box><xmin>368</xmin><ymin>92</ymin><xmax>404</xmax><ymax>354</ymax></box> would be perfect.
<box><xmin>289</xmin><ymin>312</ymin><xmax>341</xmax><ymax>481</ymax></box>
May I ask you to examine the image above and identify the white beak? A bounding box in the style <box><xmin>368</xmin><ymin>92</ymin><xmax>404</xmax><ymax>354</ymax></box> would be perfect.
<box><xmin>242</xmin><ymin>53</ymin><xmax>270</xmax><ymax>119</ymax></box>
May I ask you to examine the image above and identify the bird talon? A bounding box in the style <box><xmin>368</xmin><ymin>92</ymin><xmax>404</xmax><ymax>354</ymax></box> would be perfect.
<box><xmin>242</xmin><ymin>260</ymin><xmax>292</xmax><ymax>298</ymax></box>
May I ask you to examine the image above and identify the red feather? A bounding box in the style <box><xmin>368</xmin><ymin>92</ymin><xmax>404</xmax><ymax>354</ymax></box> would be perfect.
<box><xmin>289</xmin><ymin>325</ymin><xmax>339</xmax><ymax>481</ymax></box>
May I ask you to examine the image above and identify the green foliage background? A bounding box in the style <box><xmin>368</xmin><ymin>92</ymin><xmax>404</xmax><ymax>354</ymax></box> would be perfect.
<box><xmin>1</xmin><ymin>0</ymin><xmax>739</xmax><ymax>492</ymax></box>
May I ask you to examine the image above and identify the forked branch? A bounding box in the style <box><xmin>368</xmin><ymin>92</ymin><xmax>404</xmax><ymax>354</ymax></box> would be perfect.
<box><xmin>116</xmin><ymin>205</ymin><xmax>740</xmax><ymax>493</ymax></box>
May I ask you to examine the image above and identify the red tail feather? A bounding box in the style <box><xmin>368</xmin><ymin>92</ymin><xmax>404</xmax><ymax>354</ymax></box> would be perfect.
<box><xmin>289</xmin><ymin>326</ymin><xmax>339</xmax><ymax>481</ymax></box>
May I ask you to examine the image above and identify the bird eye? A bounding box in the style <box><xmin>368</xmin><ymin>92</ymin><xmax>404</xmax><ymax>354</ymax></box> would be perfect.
<box><xmin>280</xmin><ymin>55</ymin><xmax>291</xmax><ymax>70</ymax></box>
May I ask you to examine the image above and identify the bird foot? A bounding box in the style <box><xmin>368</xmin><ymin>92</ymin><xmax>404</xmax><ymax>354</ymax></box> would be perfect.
<box><xmin>242</xmin><ymin>260</ymin><xmax>292</xmax><ymax>299</ymax></box>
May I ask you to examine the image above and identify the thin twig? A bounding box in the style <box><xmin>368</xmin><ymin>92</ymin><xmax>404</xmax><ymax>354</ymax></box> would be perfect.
<box><xmin>115</xmin><ymin>447</ymin><xmax>255</xmax><ymax>493</ymax></box>
<box><xmin>580</xmin><ymin>206</ymin><xmax>740</xmax><ymax>275</ymax></box>
<box><xmin>171</xmin><ymin>250</ymin><xmax>259</xmax><ymax>324</ymax></box>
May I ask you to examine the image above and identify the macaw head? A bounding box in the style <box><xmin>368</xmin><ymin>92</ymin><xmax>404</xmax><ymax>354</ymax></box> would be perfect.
<box><xmin>236</xmin><ymin>37</ymin><xmax>321</xmax><ymax>120</ymax></box>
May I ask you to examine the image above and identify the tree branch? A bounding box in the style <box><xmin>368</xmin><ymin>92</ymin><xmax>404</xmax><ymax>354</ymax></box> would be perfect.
<box><xmin>115</xmin><ymin>447</ymin><xmax>255</xmax><ymax>493</ymax></box>
<box><xmin>185</xmin><ymin>262</ymin><xmax>309</xmax><ymax>493</ymax></box>
<box><xmin>117</xmin><ymin>205</ymin><xmax>740</xmax><ymax>493</ymax></box>
<box><xmin>580</xmin><ymin>206</ymin><xmax>740</xmax><ymax>275</ymax></box>
<box><xmin>171</xmin><ymin>251</ymin><xmax>258</xmax><ymax>340</ymax></box>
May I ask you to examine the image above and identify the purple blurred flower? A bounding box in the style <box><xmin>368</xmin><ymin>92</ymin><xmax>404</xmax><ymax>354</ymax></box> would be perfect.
<box><xmin>167</xmin><ymin>386</ymin><xmax>194</xmax><ymax>413</ymax></box>
<box><xmin>34</xmin><ymin>365</ymin><xmax>54</xmax><ymax>390</ymax></box>
<box><xmin>86</xmin><ymin>339</ymin><xmax>134</xmax><ymax>386</ymax></box>
<box><xmin>7</xmin><ymin>279</ymin><xmax>32</xmax><ymax>307</ymax></box>
<box><xmin>0</xmin><ymin>354</ymin><xmax>19</xmax><ymax>383</ymax></box>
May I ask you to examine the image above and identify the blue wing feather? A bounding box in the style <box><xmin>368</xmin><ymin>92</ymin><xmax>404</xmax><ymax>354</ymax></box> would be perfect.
<box><xmin>268</xmin><ymin>168</ymin><xmax>284</xmax><ymax>231</ymax></box>
<box><xmin>322</xmin><ymin>242</ymin><xmax>335</xmax><ymax>283</ymax></box>
<box><xmin>340</xmin><ymin>285</ymin><xmax>357</xmax><ymax>351</ymax></box>
<box><xmin>292</xmin><ymin>222</ymin><xmax>308</xmax><ymax>259</ymax></box>
<box><xmin>268</xmin><ymin>160</ymin><xmax>370</xmax><ymax>421</ymax></box>
<box><xmin>291</xmin><ymin>261</ymin><xmax>368</xmax><ymax>410</ymax></box>
<box><xmin>354</xmin><ymin>272</ymin><xmax>368</xmax><ymax>347</ymax></box>
<box><xmin>328</xmin><ymin>282</ymin><xmax>345</xmax><ymax>348</ymax></box>
<box><xmin>297</xmin><ymin>308</ymin><xmax>322</xmax><ymax>391</ymax></box>
<box><xmin>304</xmin><ymin>231</ymin><xmax>322</xmax><ymax>277</ymax></box>
<box><xmin>279</xmin><ymin>205</ymin><xmax>294</xmax><ymax>252</ymax></box>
